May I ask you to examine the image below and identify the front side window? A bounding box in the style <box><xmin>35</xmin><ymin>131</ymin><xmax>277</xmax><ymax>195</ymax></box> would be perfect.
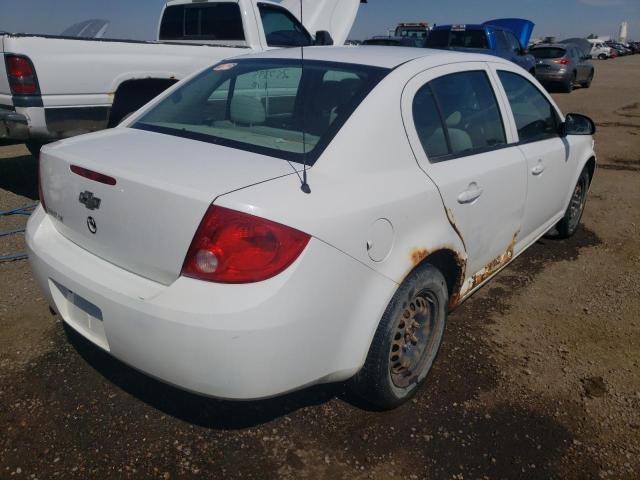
<box><xmin>134</xmin><ymin>60</ymin><xmax>388</xmax><ymax>165</ymax></box>
<box><xmin>498</xmin><ymin>71</ymin><xmax>560</xmax><ymax>143</ymax></box>
<box><xmin>258</xmin><ymin>4</ymin><xmax>312</xmax><ymax>47</ymax></box>
<box><xmin>159</xmin><ymin>3</ymin><xmax>245</xmax><ymax>41</ymax></box>
<box><xmin>412</xmin><ymin>71</ymin><xmax>506</xmax><ymax>160</ymax></box>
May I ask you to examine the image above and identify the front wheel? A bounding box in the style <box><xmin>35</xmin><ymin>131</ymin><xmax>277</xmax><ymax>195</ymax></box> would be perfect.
<box><xmin>351</xmin><ymin>264</ymin><xmax>448</xmax><ymax>409</ymax></box>
<box><xmin>555</xmin><ymin>168</ymin><xmax>590</xmax><ymax>238</ymax></box>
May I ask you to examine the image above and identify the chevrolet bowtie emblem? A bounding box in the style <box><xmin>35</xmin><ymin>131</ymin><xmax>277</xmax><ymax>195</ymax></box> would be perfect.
<box><xmin>79</xmin><ymin>191</ymin><xmax>101</xmax><ymax>211</ymax></box>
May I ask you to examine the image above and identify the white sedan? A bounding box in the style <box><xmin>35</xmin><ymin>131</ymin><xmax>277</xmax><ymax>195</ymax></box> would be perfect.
<box><xmin>27</xmin><ymin>46</ymin><xmax>596</xmax><ymax>409</ymax></box>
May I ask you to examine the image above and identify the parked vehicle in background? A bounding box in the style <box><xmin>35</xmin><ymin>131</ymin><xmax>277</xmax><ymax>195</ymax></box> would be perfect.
<box><xmin>0</xmin><ymin>0</ymin><xmax>361</xmax><ymax>156</ymax></box>
<box><xmin>606</xmin><ymin>41</ymin><xmax>631</xmax><ymax>56</ymax></box>
<box><xmin>363</xmin><ymin>36</ymin><xmax>422</xmax><ymax>47</ymax></box>
<box><xmin>425</xmin><ymin>18</ymin><xmax>536</xmax><ymax>73</ymax></box>
<box><xmin>28</xmin><ymin>46</ymin><xmax>597</xmax><ymax>409</ymax></box>
<box><xmin>587</xmin><ymin>39</ymin><xmax>612</xmax><ymax>59</ymax></box>
<box><xmin>627</xmin><ymin>42</ymin><xmax>640</xmax><ymax>54</ymax></box>
<box><xmin>394</xmin><ymin>22</ymin><xmax>431</xmax><ymax>47</ymax></box>
<box><xmin>532</xmin><ymin>43</ymin><xmax>594</xmax><ymax>93</ymax></box>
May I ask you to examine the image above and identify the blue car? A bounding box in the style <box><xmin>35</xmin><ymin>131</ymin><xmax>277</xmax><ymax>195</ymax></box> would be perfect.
<box><xmin>425</xmin><ymin>18</ymin><xmax>536</xmax><ymax>73</ymax></box>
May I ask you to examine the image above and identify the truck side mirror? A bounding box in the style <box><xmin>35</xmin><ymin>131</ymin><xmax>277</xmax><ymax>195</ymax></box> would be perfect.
<box><xmin>315</xmin><ymin>31</ymin><xmax>334</xmax><ymax>46</ymax></box>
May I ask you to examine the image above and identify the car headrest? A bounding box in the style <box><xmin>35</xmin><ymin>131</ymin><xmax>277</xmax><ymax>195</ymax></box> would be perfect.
<box><xmin>446</xmin><ymin>111</ymin><xmax>462</xmax><ymax>127</ymax></box>
<box><xmin>231</xmin><ymin>96</ymin><xmax>266</xmax><ymax>125</ymax></box>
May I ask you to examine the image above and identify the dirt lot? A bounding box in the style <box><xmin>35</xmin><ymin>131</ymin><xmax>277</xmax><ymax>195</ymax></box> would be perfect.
<box><xmin>1</xmin><ymin>55</ymin><xmax>639</xmax><ymax>480</ymax></box>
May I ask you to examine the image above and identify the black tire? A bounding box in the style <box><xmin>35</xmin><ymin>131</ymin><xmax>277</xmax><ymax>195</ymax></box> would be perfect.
<box><xmin>25</xmin><ymin>141</ymin><xmax>45</xmax><ymax>158</ymax></box>
<box><xmin>598</xmin><ymin>53</ymin><xmax>607</xmax><ymax>60</ymax></box>
<box><xmin>562</xmin><ymin>72</ymin><xmax>576</xmax><ymax>93</ymax></box>
<box><xmin>351</xmin><ymin>264</ymin><xmax>448</xmax><ymax>409</ymax></box>
<box><xmin>555</xmin><ymin>168</ymin><xmax>590</xmax><ymax>238</ymax></box>
<box><xmin>581</xmin><ymin>71</ymin><xmax>594</xmax><ymax>88</ymax></box>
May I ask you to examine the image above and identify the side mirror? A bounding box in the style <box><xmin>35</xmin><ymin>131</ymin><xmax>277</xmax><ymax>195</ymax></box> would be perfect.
<box><xmin>560</xmin><ymin>113</ymin><xmax>596</xmax><ymax>137</ymax></box>
<box><xmin>315</xmin><ymin>30</ymin><xmax>334</xmax><ymax>46</ymax></box>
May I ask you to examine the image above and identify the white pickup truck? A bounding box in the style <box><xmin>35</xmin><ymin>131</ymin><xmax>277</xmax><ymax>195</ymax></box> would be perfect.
<box><xmin>0</xmin><ymin>0</ymin><xmax>360</xmax><ymax>155</ymax></box>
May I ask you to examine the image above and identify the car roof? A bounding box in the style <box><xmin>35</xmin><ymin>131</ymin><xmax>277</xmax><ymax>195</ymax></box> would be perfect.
<box><xmin>233</xmin><ymin>45</ymin><xmax>507</xmax><ymax>69</ymax></box>
<box><xmin>532</xmin><ymin>43</ymin><xmax>568</xmax><ymax>49</ymax></box>
<box><xmin>433</xmin><ymin>24</ymin><xmax>486</xmax><ymax>31</ymax></box>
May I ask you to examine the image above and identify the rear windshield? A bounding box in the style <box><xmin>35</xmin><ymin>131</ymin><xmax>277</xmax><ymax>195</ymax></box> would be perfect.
<box><xmin>133</xmin><ymin>59</ymin><xmax>389</xmax><ymax>165</ymax></box>
<box><xmin>426</xmin><ymin>29</ymin><xmax>488</xmax><ymax>49</ymax></box>
<box><xmin>159</xmin><ymin>3</ymin><xmax>245</xmax><ymax>41</ymax></box>
<box><xmin>531</xmin><ymin>47</ymin><xmax>566</xmax><ymax>59</ymax></box>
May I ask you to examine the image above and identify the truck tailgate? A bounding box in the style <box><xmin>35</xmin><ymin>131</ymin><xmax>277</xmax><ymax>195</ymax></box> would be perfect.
<box><xmin>0</xmin><ymin>36</ymin><xmax>12</xmax><ymax>99</ymax></box>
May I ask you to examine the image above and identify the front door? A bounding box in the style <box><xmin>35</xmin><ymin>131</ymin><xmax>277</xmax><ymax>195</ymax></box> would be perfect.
<box><xmin>402</xmin><ymin>63</ymin><xmax>528</xmax><ymax>280</ymax></box>
<box><xmin>491</xmin><ymin>65</ymin><xmax>574</xmax><ymax>242</ymax></box>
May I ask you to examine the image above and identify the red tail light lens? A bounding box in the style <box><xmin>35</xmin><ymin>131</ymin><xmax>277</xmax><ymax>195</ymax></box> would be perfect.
<box><xmin>5</xmin><ymin>55</ymin><xmax>40</xmax><ymax>95</ymax></box>
<box><xmin>182</xmin><ymin>206</ymin><xmax>311</xmax><ymax>283</ymax></box>
<box><xmin>553</xmin><ymin>58</ymin><xmax>571</xmax><ymax>65</ymax></box>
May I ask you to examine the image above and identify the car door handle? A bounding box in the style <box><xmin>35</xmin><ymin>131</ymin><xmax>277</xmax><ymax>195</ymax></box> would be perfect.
<box><xmin>457</xmin><ymin>183</ymin><xmax>483</xmax><ymax>204</ymax></box>
<box><xmin>531</xmin><ymin>161</ymin><xmax>545</xmax><ymax>176</ymax></box>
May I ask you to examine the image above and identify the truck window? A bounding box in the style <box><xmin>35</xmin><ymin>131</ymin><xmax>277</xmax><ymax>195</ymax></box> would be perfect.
<box><xmin>159</xmin><ymin>3</ymin><xmax>245</xmax><ymax>41</ymax></box>
<box><xmin>258</xmin><ymin>3</ymin><xmax>312</xmax><ymax>47</ymax></box>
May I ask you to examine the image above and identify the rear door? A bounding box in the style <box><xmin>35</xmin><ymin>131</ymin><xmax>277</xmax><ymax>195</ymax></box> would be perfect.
<box><xmin>490</xmin><ymin>64</ymin><xmax>573</xmax><ymax>243</ymax></box>
<box><xmin>402</xmin><ymin>62</ymin><xmax>527</xmax><ymax>279</ymax></box>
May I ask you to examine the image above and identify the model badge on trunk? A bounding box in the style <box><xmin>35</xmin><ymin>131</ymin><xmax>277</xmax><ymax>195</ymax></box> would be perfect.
<box><xmin>79</xmin><ymin>191</ymin><xmax>101</xmax><ymax>210</ymax></box>
<box><xmin>87</xmin><ymin>216</ymin><xmax>97</xmax><ymax>235</ymax></box>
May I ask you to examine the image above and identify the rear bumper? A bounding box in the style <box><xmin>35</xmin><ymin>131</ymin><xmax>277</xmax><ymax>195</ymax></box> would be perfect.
<box><xmin>534</xmin><ymin>69</ymin><xmax>570</xmax><ymax>83</ymax></box>
<box><xmin>26</xmin><ymin>206</ymin><xmax>396</xmax><ymax>399</ymax></box>
<box><xmin>0</xmin><ymin>104</ymin><xmax>110</xmax><ymax>142</ymax></box>
<box><xmin>0</xmin><ymin>108</ymin><xmax>29</xmax><ymax>140</ymax></box>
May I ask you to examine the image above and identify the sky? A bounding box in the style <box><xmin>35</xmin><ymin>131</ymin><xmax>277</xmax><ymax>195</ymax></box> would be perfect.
<box><xmin>0</xmin><ymin>0</ymin><xmax>637</xmax><ymax>42</ymax></box>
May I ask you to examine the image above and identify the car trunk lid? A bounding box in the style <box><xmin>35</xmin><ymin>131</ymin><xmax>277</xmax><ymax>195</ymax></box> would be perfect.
<box><xmin>40</xmin><ymin>127</ymin><xmax>297</xmax><ymax>285</ymax></box>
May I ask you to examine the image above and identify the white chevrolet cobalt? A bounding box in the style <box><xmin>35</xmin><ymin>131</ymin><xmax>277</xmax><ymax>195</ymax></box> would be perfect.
<box><xmin>27</xmin><ymin>47</ymin><xmax>596</xmax><ymax>409</ymax></box>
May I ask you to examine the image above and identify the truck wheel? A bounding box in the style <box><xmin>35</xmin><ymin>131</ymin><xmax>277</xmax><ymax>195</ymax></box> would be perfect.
<box><xmin>108</xmin><ymin>79</ymin><xmax>176</xmax><ymax>128</ymax></box>
<box><xmin>555</xmin><ymin>168</ymin><xmax>590</xmax><ymax>239</ymax></box>
<box><xmin>351</xmin><ymin>264</ymin><xmax>448</xmax><ymax>409</ymax></box>
<box><xmin>25</xmin><ymin>142</ymin><xmax>45</xmax><ymax>158</ymax></box>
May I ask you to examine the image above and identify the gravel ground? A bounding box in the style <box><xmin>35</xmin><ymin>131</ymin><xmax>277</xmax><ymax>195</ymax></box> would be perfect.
<box><xmin>1</xmin><ymin>55</ymin><xmax>639</xmax><ymax>480</ymax></box>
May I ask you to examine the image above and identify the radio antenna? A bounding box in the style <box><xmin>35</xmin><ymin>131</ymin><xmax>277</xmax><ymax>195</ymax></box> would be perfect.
<box><xmin>299</xmin><ymin>0</ymin><xmax>311</xmax><ymax>194</ymax></box>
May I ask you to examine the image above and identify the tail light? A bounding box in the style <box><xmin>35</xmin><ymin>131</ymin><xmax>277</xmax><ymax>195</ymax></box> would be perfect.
<box><xmin>553</xmin><ymin>58</ymin><xmax>571</xmax><ymax>65</ymax></box>
<box><xmin>182</xmin><ymin>206</ymin><xmax>310</xmax><ymax>283</ymax></box>
<box><xmin>5</xmin><ymin>55</ymin><xmax>40</xmax><ymax>95</ymax></box>
<box><xmin>37</xmin><ymin>157</ymin><xmax>47</xmax><ymax>212</ymax></box>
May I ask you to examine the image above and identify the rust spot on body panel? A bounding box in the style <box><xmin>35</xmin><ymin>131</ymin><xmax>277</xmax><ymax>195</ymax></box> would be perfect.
<box><xmin>469</xmin><ymin>230</ymin><xmax>520</xmax><ymax>290</ymax></box>
<box><xmin>411</xmin><ymin>248</ymin><xmax>430</xmax><ymax>266</ymax></box>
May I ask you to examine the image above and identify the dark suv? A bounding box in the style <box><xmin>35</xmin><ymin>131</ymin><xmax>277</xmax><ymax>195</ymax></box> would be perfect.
<box><xmin>425</xmin><ymin>18</ymin><xmax>536</xmax><ymax>73</ymax></box>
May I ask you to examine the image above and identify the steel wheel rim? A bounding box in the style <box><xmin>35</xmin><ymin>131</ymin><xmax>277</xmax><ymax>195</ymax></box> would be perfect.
<box><xmin>568</xmin><ymin>175</ymin><xmax>587</xmax><ymax>231</ymax></box>
<box><xmin>389</xmin><ymin>289</ymin><xmax>440</xmax><ymax>389</ymax></box>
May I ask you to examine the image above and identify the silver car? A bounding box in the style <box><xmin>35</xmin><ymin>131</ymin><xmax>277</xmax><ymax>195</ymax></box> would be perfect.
<box><xmin>532</xmin><ymin>43</ymin><xmax>595</xmax><ymax>93</ymax></box>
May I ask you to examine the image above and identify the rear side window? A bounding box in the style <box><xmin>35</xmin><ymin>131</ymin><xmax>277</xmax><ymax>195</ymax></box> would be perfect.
<box><xmin>258</xmin><ymin>3</ymin><xmax>312</xmax><ymax>47</ymax></box>
<box><xmin>498</xmin><ymin>71</ymin><xmax>560</xmax><ymax>143</ymax></box>
<box><xmin>159</xmin><ymin>3</ymin><xmax>245</xmax><ymax>41</ymax></box>
<box><xmin>412</xmin><ymin>71</ymin><xmax>506</xmax><ymax>160</ymax></box>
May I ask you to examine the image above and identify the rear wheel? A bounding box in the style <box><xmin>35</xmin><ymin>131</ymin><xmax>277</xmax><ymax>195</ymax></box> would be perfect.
<box><xmin>562</xmin><ymin>72</ymin><xmax>576</xmax><ymax>93</ymax></box>
<box><xmin>581</xmin><ymin>71</ymin><xmax>594</xmax><ymax>88</ymax></box>
<box><xmin>555</xmin><ymin>168</ymin><xmax>590</xmax><ymax>238</ymax></box>
<box><xmin>598</xmin><ymin>53</ymin><xmax>607</xmax><ymax>60</ymax></box>
<box><xmin>351</xmin><ymin>264</ymin><xmax>448</xmax><ymax>409</ymax></box>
